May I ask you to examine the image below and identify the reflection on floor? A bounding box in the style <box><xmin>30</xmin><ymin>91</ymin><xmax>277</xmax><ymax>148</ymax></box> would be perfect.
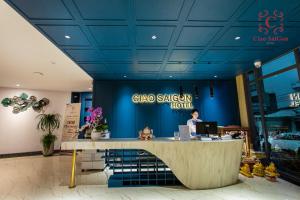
<box><xmin>0</xmin><ymin>155</ymin><xmax>299</xmax><ymax>200</ymax></box>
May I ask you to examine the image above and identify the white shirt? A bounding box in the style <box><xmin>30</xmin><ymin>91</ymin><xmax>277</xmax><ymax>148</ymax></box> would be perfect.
<box><xmin>187</xmin><ymin>118</ymin><xmax>202</xmax><ymax>135</ymax></box>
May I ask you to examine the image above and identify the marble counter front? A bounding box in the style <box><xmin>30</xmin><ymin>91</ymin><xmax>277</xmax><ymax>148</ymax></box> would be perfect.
<box><xmin>61</xmin><ymin>138</ymin><xmax>243</xmax><ymax>189</ymax></box>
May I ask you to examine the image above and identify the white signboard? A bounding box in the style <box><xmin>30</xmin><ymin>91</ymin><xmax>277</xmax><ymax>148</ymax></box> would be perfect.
<box><xmin>61</xmin><ymin>103</ymin><xmax>81</xmax><ymax>141</ymax></box>
<box><xmin>289</xmin><ymin>92</ymin><xmax>300</xmax><ymax>107</ymax></box>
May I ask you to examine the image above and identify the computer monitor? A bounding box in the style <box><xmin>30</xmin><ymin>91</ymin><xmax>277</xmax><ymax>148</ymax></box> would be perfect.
<box><xmin>196</xmin><ymin>122</ymin><xmax>218</xmax><ymax>137</ymax></box>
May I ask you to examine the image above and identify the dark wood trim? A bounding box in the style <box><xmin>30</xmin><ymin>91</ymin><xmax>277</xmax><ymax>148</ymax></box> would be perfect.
<box><xmin>259</xmin><ymin>64</ymin><xmax>297</xmax><ymax>80</ymax></box>
<box><xmin>242</xmin><ymin>73</ymin><xmax>256</xmax><ymax>149</ymax></box>
<box><xmin>0</xmin><ymin>150</ymin><xmax>61</xmax><ymax>159</ymax></box>
<box><xmin>294</xmin><ymin>48</ymin><xmax>300</xmax><ymax>80</ymax></box>
<box><xmin>278</xmin><ymin>169</ymin><xmax>300</xmax><ymax>186</ymax></box>
<box><xmin>254</xmin><ymin>67</ymin><xmax>270</xmax><ymax>159</ymax></box>
<box><xmin>92</xmin><ymin>79</ymin><xmax>96</xmax><ymax>108</ymax></box>
<box><xmin>248</xmin><ymin>64</ymin><xmax>297</xmax><ymax>84</ymax></box>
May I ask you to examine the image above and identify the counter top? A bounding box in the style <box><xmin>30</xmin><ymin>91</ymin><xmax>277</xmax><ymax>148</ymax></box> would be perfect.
<box><xmin>62</xmin><ymin>137</ymin><xmax>240</xmax><ymax>143</ymax></box>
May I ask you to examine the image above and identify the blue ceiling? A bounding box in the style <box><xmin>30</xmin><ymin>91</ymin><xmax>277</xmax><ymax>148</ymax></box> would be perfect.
<box><xmin>5</xmin><ymin>0</ymin><xmax>300</xmax><ymax>80</ymax></box>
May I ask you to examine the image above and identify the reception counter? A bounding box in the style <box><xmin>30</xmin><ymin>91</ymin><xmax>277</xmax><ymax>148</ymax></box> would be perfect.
<box><xmin>61</xmin><ymin>138</ymin><xmax>243</xmax><ymax>189</ymax></box>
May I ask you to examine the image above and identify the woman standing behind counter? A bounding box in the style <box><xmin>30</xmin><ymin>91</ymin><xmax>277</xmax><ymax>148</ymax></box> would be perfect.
<box><xmin>187</xmin><ymin>109</ymin><xmax>202</xmax><ymax>136</ymax></box>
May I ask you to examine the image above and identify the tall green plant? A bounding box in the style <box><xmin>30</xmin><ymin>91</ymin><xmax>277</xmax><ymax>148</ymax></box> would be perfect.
<box><xmin>36</xmin><ymin>113</ymin><xmax>61</xmax><ymax>148</ymax></box>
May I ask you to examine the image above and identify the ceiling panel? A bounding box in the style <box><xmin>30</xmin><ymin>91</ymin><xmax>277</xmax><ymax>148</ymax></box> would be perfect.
<box><xmin>88</xmin><ymin>26</ymin><xmax>129</xmax><ymax>47</ymax></box>
<box><xmin>169</xmin><ymin>50</ymin><xmax>202</xmax><ymax>62</ymax></box>
<box><xmin>92</xmin><ymin>73</ymin><xmax>117</xmax><ymax>80</ymax></box>
<box><xmin>188</xmin><ymin>64</ymin><xmax>231</xmax><ymax>72</ymax></box>
<box><xmin>101</xmin><ymin>50</ymin><xmax>132</xmax><ymax>62</ymax></box>
<box><xmin>176</xmin><ymin>26</ymin><xmax>221</xmax><ymax>47</ymax></box>
<box><xmin>288</xmin><ymin>7</ymin><xmax>300</xmax><ymax>21</ymax></box>
<box><xmin>199</xmin><ymin>50</ymin><xmax>239</xmax><ymax>62</ymax></box>
<box><xmin>79</xmin><ymin>63</ymin><xmax>107</xmax><ymax>73</ymax></box>
<box><xmin>214</xmin><ymin>27</ymin><xmax>261</xmax><ymax>47</ymax></box>
<box><xmin>159</xmin><ymin>73</ymin><xmax>212</xmax><ymax>80</ymax></box>
<box><xmin>164</xmin><ymin>64</ymin><xmax>189</xmax><ymax>72</ymax></box>
<box><xmin>107</xmin><ymin>64</ymin><xmax>134</xmax><ymax>73</ymax></box>
<box><xmin>232</xmin><ymin>50</ymin><xmax>275</xmax><ymax>63</ymax></box>
<box><xmin>188</xmin><ymin>0</ymin><xmax>244</xmax><ymax>21</ymax></box>
<box><xmin>9</xmin><ymin>0</ymin><xmax>72</xmax><ymax>19</ymax></box>
<box><xmin>282</xmin><ymin>27</ymin><xmax>300</xmax><ymax>45</ymax></box>
<box><xmin>136</xmin><ymin>26</ymin><xmax>175</xmax><ymax>47</ymax></box>
<box><xmin>137</xmin><ymin>64</ymin><xmax>161</xmax><ymax>72</ymax></box>
<box><xmin>135</xmin><ymin>0</ymin><xmax>184</xmax><ymax>21</ymax></box>
<box><xmin>6</xmin><ymin>0</ymin><xmax>300</xmax><ymax>80</ymax></box>
<box><xmin>127</xmin><ymin>73</ymin><xmax>160</xmax><ymax>79</ymax></box>
<box><xmin>136</xmin><ymin>50</ymin><xmax>166</xmax><ymax>62</ymax></box>
<box><xmin>73</xmin><ymin>0</ymin><xmax>128</xmax><ymax>20</ymax></box>
<box><xmin>66</xmin><ymin>49</ymin><xmax>102</xmax><ymax>62</ymax></box>
<box><xmin>187</xmin><ymin>63</ymin><xmax>246</xmax><ymax>78</ymax></box>
<box><xmin>39</xmin><ymin>25</ymin><xmax>90</xmax><ymax>46</ymax></box>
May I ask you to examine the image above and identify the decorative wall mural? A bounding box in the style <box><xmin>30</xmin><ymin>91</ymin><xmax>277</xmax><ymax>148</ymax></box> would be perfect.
<box><xmin>1</xmin><ymin>93</ymin><xmax>50</xmax><ymax>114</ymax></box>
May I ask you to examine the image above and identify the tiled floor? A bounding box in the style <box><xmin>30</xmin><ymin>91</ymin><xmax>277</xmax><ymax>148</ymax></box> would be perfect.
<box><xmin>0</xmin><ymin>155</ymin><xmax>299</xmax><ymax>200</ymax></box>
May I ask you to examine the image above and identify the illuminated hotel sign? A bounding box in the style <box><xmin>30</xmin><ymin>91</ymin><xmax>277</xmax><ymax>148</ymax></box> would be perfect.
<box><xmin>132</xmin><ymin>93</ymin><xmax>193</xmax><ymax>110</ymax></box>
<box><xmin>289</xmin><ymin>92</ymin><xmax>300</xmax><ymax>107</ymax></box>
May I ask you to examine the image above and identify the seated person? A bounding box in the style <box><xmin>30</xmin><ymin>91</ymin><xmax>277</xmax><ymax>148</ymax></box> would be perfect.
<box><xmin>186</xmin><ymin>109</ymin><xmax>202</xmax><ymax>136</ymax></box>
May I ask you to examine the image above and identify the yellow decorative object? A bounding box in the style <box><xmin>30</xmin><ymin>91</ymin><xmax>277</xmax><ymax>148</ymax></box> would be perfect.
<box><xmin>265</xmin><ymin>162</ymin><xmax>279</xmax><ymax>182</ymax></box>
<box><xmin>252</xmin><ymin>161</ymin><xmax>265</xmax><ymax>177</ymax></box>
<box><xmin>139</xmin><ymin>126</ymin><xmax>153</xmax><ymax>140</ymax></box>
<box><xmin>69</xmin><ymin>149</ymin><xmax>77</xmax><ymax>188</ymax></box>
<box><xmin>240</xmin><ymin>163</ymin><xmax>253</xmax><ymax>178</ymax></box>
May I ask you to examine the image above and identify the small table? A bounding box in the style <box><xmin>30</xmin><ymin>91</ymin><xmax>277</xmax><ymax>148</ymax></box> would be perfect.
<box><xmin>219</xmin><ymin>127</ymin><xmax>250</xmax><ymax>156</ymax></box>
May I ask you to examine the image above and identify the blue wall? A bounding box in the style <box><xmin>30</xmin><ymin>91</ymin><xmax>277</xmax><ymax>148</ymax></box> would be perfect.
<box><xmin>79</xmin><ymin>92</ymin><xmax>93</xmax><ymax>127</ymax></box>
<box><xmin>93</xmin><ymin>80</ymin><xmax>240</xmax><ymax>138</ymax></box>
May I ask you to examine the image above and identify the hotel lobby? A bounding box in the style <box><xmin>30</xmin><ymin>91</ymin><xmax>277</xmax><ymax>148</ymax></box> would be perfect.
<box><xmin>0</xmin><ymin>0</ymin><xmax>300</xmax><ymax>199</ymax></box>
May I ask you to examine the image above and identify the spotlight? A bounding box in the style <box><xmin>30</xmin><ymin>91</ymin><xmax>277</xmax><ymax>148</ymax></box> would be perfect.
<box><xmin>209</xmin><ymin>81</ymin><xmax>214</xmax><ymax>98</ymax></box>
<box><xmin>194</xmin><ymin>86</ymin><xmax>199</xmax><ymax>99</ymax></box>
<box><xmin>179</xmin><ymin>86</ymin><xmax>184</xmax><ymax>98</ymax></box>
<box><xmin>254</xmin><ymin>60</ymin><xmax>262</xmax><ymax>68</ymax></box>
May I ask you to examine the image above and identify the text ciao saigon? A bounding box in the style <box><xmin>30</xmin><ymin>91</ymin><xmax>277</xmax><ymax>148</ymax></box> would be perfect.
<box><xmin>131</xmin><ymin>93</ymin><xmax>194</xmax><ymax>110</ymax></box>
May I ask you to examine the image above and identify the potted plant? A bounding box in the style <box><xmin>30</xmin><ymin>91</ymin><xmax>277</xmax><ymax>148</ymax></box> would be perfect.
<box><xmin>36</xmin><ymin>113</ymin><xmax>61</xmax><ymax>156</ymax></box>
<box><xmin>86</xmin><ymin>107</ymin><xmax>109</xmax><ymax>140</ymax></box>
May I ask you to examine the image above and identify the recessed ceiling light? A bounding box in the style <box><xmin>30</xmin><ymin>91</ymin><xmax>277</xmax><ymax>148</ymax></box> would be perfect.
<box><xmin>88</xmin><ymin>87</ymin><xmax>92</xmax><ymax>91</ymax></box>
<box><xmin>151</xmin><ymin>35</ymin><xmax>157</xmax><ymax>40</ymax></box>
<box><xmin>234</xmin><ymin>36</ymin><xmax>241</xmax><ymax>40</ymax></box>
<box><xmin>214</xmin><ymin>75</ymin><xmax>218</xmax><ymax>78</ymax></box>
<box><xmin>169</xmin><ymin>75</ymin><xmax>173</xmax><ymax>78</ymax></box>
<box><xmin>123</xmin><ymin>75</ymin><xmax>127</xmax><ymax>78</ymax></box>
<box><xmin>65</xmin><ymin>35</ymin><xmax>71</xmax><ymax>39</ymax></box>
<box><xmin>16</xmin><ymin>84</ymin><xmax>20</xmax><ymax>87</ymax></box>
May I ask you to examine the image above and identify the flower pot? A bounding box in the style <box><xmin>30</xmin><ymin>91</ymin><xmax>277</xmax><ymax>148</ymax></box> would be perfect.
<box><xmin>103</xmin><ymin>130</ymin><xmax>110</xmax><ymax>139</ymax></box>
<box><xmin>91</xmin><ymin>130</ymin><xmax>104</xmax><ymax>140</ymax></box>
<box><xmin>42</xmin><ymin>142</ymin><xmax>54</xmax><ymax>156</ymax></box>
<box><xmin>91</xmin><ymin>129</ymin><xmax>110</xmax><ymax>140</ymax></box>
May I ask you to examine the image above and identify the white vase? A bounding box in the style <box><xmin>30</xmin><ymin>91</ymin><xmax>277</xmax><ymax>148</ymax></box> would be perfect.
<box><xmin>91</xmin><ymin>130</ymin><xmax>103</xmax><ymax>140</ymax></box>
<box><xmin>103</xmin><ymin>130</ymin><xmax>110</xmax><ymax>139</ymax></box>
